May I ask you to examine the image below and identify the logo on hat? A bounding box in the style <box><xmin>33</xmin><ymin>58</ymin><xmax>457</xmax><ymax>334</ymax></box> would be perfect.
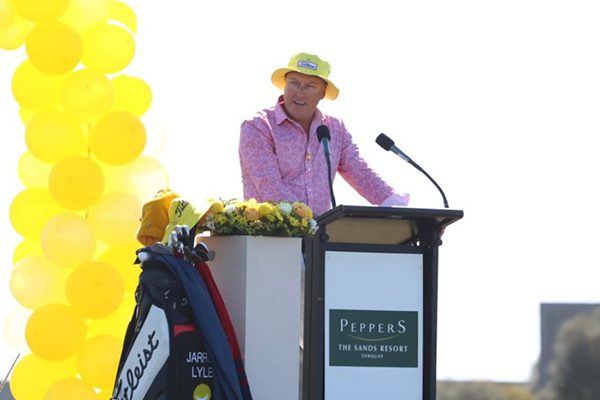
<box><xmin>298</xmin><ymin>60</ymin><xmax>318</xmax><ymax>71</ymax></box>
<box><xmin>175</xmin><ymin>200</ymin><xmax>190</xmax><ymax>218</ymax></box>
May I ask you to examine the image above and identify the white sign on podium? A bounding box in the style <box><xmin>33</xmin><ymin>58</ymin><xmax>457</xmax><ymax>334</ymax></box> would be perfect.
<box><xmin>324</xmin><ymin>251</ymin><xmax>423</xmax><ymax>399</ymax></box>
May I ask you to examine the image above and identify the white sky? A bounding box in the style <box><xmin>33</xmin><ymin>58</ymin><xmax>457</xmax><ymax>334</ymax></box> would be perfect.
<box><xmin>1</xmin><ymin>0</ymin><xmax>600</xmax><ymax>384</ymax></box>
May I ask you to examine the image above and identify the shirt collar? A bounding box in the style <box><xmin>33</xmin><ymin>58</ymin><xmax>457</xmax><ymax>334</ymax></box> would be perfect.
<box><xmin>274</xmin><ymin>96</ymin><xmax>288</xmax><ymax>125</ymax></box>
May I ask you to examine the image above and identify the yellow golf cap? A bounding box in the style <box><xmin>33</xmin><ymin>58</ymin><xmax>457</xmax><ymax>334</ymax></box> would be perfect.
<box><xmin>161</xmin><ymin>198</ymin><xmax>210</xmax><ymax>243</ymax></box>
<box><xmin>136</xmin><ymin>188</ymin><xmax>180</xmax><ymax>246</ymax></box>
<box><xmin>271</xmin><ymin>52</ymin><xmax>339</xmax><ymax>100</ymax></box>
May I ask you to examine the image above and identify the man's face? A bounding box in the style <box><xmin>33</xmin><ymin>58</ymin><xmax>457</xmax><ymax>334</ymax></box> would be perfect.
<box><xmin>283</xmin><ymin>71</ymin><xmax>327</xmax><ymax>124</ymax></box>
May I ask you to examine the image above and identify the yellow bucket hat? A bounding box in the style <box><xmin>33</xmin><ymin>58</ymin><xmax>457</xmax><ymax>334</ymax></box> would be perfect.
<box><xmin>271</xmin><ymin>52</ymin><xmax>339</xmax><ymax>100</ymax></box>
<box><xmin>161</xmin><ymin>198</ymin><xmax>210</xmax><ymax>244</ymax></box>
<box><xmin>136</xmin><ymin>188</ymin><xmax>180</xmax><ymax>246</ymax></box>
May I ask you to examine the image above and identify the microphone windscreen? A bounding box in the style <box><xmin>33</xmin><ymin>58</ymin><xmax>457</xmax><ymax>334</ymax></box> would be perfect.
<box><xmin>317</xmin><ymin>125</ymin><xmax>331</xmax><ymax>142</ymax></box>
<box><xmin>375</xmin><ymin>133</ymin><xmax>395</xmax><ymax>151</ymax></box>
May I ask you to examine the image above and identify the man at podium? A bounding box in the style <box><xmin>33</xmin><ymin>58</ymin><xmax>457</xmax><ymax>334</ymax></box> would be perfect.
<box><xmin>239</xmin><ymin>52</ymin><xmax>409</xmax><ymax>216</ymax></box>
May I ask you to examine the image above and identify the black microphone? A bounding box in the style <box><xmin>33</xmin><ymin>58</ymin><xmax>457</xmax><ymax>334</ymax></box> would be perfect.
<box><xmin>317</xmin><ymin>125</ymin><xmax>331</xmax><ymax>156</ymax></box>
<box><xmin>317</xmin><ymin>125</ymin><xmax>336</xmax><ymax>208</ymax></box>
<box><xmin>375</xmin><ymin>134</ymin><xmax>412</xmax><ymax>163</ymax></box>
<box><xmin>376</xmin><ymin>133</ymin><xmax>449</xmax><ymax>208</ymax></box>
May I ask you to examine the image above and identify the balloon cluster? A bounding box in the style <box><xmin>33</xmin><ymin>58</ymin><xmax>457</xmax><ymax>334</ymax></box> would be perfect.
<box><xmin>3</xmin><ymin>1</ymin><xmax>169</xmax><ymax>398</ymax></box>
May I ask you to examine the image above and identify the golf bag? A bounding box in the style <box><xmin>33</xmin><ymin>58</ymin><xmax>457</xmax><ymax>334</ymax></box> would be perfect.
<box><xmin>111</xmin><ymin>246</ymin><xmax>251</xmax><ymax>400</ymax></box>
<box><xmin>111</xmin><ymin>258</ymin><xmax>215</xmax><ymax>400</ymax></box>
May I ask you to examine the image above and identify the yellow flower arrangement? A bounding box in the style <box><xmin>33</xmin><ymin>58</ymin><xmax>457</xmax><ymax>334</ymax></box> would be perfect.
<box><xmin>200</xmin><ymin>199</ymin><xmax>318</xmax><ymax>237</ymax></box>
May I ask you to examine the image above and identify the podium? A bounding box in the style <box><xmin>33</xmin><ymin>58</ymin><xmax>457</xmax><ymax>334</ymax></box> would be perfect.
<box><xmin>202</xmin><ymin>236</ymin><xmax>302</xmax><ymax>400</ymax></box>
<box><xmin>302</xmin><ymin>205</ymin><xmax>463</xmax><ymax>400</ymax></box>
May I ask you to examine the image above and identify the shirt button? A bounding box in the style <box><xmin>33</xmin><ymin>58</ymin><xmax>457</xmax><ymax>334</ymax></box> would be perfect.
<box><xmin>306</xmin><ymin>153</ymin><xmax>312</xmax><ymax>161</ymax></box>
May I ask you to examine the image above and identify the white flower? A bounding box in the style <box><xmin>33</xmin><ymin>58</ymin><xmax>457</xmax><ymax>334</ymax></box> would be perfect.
<box><xmin>225</xmin><ymin>204</ymin><xmax>236</xmax><ymax>213</ymax></box>
<box><xmin>309</xmin><ymin>219</ymin><xmax>318</xmax><ymax>234</ymax></box>
<box><xmin>278</xmin><ymin>202</ymin><xmax>292</xmax><ymax>215</ymax></box>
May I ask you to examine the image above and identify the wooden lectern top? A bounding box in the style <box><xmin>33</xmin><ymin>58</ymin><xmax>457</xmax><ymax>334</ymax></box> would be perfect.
<box><xmin>316</xmin><ymin>205</ymin><xmax>463</xmax><ymax>245</ymax></box>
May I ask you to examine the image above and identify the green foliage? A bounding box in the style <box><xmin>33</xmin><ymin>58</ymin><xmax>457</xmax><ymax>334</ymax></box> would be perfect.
<box><xmin>200</xmin><ymin>199</ymin><xmax>317</xmax><ymax>237</ymax></box>
<box><xmin>437</xmin><ymin>381</ymin><xmax>532</xmax><ymax>400</ymax></box>
<box><xmin>534</xmin><ymin>309</ymin><xmax>600</xmax><ymax>400</ymax></box>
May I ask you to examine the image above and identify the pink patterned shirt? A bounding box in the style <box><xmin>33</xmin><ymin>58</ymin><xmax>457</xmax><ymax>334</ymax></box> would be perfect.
<box><xmin>239</xmin><ymin>96</ymin><xmax>409</xmax><ymax>216</ymax></box>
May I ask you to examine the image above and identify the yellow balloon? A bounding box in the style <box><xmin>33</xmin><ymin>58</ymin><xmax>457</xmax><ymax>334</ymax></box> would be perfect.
<box><xmin>98</xmin><ymin>243</ymin><xmax>141</xmax><ymax>294</ymax></box>
<box><xmin>26</xmin><ymin>303</ymin><xmax>87</xmax><ymax>360</ymax></box>
<box><xmin>96</xmin><ymin>389</ymin><xmax>112</xmax><ymax>400</ymax></box>
<box><xmin>87</xmin><ymin>293</ymin><xmax>134</xmax><ymax>337</ymax></box>
<box><xmin>48</xmin><ymin>156</ymin><xmax>105</xmax><ymax>210</ymax></box>
<box><xmin>25</xmin><ymin>110</ymin><xmax>86</xmax><ymax>163</ymax></box>
<box><xmin>0</xmin><ymin>13</ymin><xmax>30</xmax><ymax>50</ymax></box>
<box><xmin>61</xmin><ymin>68</ymin><xmax>114</xmax><ymax>122</ymax></box>
<box><xmin>132</xmin><ymin>156</ymin><xmax>170</xmax><ymax>201</ymax></box>
<box><xmin>90</xmin><ymin>111</ymin><xmax>146</xmax><ymax>166</ymax></box>
<box><xmin>19</xmin><ymin>105</ymin><xmax>35</xmax><ymax>124</ymax></box>
<box><xmin>59</xmin><ymin>0</ymin><xmax>107</xmax><ymax>32</ymax></box>
<box><xmin>82</xmin><ymin>22</ymin><xmax>134</xmax><ymax>73</ymax></box>
<box><xmin>45</xmin><ymin>378</ymin><xmax>98</xmax><ymax>400</ymax></box>
<box><xmin>40</xmin><ymin>213</ymin><xmax>97</xmax><ymax>268</ymax></box>
<box><xmin>107</xmin><ymin>0</ymin><xmax>135</xmax><ymax>33</ymax></box>
<box><xmin>13</xmin><ymin>239</ymin><xmax>43</xmax><ymax>265</ymax></box>
<box><xmin>76</xmin><ymin>335</ymin><xmax>121</xmax><ymax>389</ymax></box>
<box><xmin>66</xmin><ymin>260</ymin><xmax>124</xmax><ymax>319</ymax></box>
<box><xmin>10</xmin><ymin>354</ymin><xmax>77</xmax><ymax>400</ymax></box>
<box><xmin>12</xmin><ymin>60</ymin><xmax>64</xmax><ymax>110</ymax></box>
<box><xmin>0</xmin><ymin>0</ymin><xmax>15</xmax><ymax>32</ymax></box>
<box><xmin>14</xmin><ymin>0</ymin><xmax>70</xmax><ymax>24</ymax></box>
<box><xmin>9</xmin><ymin>188</ymin><xmax>65</xmax><ymax>240</ymax></box>
<box><xmin>95</xmin><ymin>240</ymin><xmax>110</xmax><ymax>258</ymax></box>
<box><xmin>101</xmin><ymin>156</ymin><xmax>170</xmax><ymax>201</ymax></box>
<box><xmin>18</xmin><ymin>150</ymin><xmax>53</xmax><ymax>187</ymax></box>
<box><xmin>89</xmin><ymin>192</ymin><xmax>141</xmax><ymax>246</ymax></box>
<box><xmin>3</xmin><ymin>306</ymin><xmax>32</xmax><ymax>353</ymax></box>
<box><xmin>11</xmin><ymin>255</ymin><xmax>69</xmax><ymax>309</ymax></box>
<box><xmin>104</xmin><ymin>156</ymin><xmax>169</xmax><ymax>202</ymax></box>
<box><xmin>111</xmin><ymin>75</ymin><xmax>151</xmax><ymax>117</ymax></box>
<box><xmin>26</xmin><ymin>21</ymin><xmax>82</xmax><ymax>75</ymax></box>
<box><xmin>101</xmin><ymin>164</ymin><xmax>136</xmax><ymax>197</ymax></box>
